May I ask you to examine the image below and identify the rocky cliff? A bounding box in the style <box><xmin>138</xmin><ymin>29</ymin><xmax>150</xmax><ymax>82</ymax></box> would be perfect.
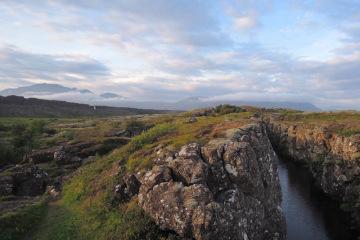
<box><xmin>266</xmin><ymin>117</ymin><xmax>360</xmax><ymax>229</ymax></box>
<box><xmin>117</xmin><ymin>123</ymin><xmax>286</xmax><ymax>240</ymax></box>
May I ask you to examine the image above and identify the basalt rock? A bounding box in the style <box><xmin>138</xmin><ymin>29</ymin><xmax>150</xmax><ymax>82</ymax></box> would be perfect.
<box><xmin>114</xmin><ymin>171</ymin><xmax>142</xmax><ymax>203</ymax></box>
<box><xmin>23</xmin><ymin>148</ymin><xmax>57</xmax><ymax>164</ymax></box>
<box><xmin>186</xmin><ymin>116</ymin><xmax>198</xmax><ymax>123</ymax></box>
<box><xmin>24</xmin><ymin>139</ymin><xmax>129</xmax><ymax>167</ymax></box>
<box><xmin>0</xmin><ymin>164</ymin><xmax>49</xmax><ymax>196</ymax></box>
<box><xmin>266</xmin><ymin>117</ymin><xmax>360</xmax><ymax>230</ymax></box>
<box><xmin>138</xmin><ymin>123</ymin><xmax>286</xmax><ymax>240</ymax></box>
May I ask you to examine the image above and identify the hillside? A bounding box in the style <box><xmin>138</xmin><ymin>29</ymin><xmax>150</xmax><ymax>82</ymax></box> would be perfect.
<box><xmin>0</xmin><ymin>96</ymin><xmax>168</xmax><ymax>117</ymax></box>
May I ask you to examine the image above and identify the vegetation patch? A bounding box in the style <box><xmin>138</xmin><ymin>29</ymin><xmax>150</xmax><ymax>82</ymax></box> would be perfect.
<box><xmin>25</xmin><ymin>111</ymin><xmax>252</xmax><ymax>240</ymax></box>
<box><xmin>336</xmin><ymin>129</ymin><xmax>360</xmax><ymax>137</ymax></box>
<box><xmin>0</xmin><ymin>119</ymin><xmax>49</xmax><ymax>167</ymax></box>
<box><xmin>0</xmin><ymin>200</ymin><xmax>47</xmax><ymax>240</ymax></box>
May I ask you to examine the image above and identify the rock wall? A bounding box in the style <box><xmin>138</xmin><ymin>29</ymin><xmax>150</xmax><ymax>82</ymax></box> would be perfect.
<box><xmin>135</xmin><ymin>123</ymin><xmax>286</xmax><ymax>240</ymax></box>
<box><xmin>266</xmin><ymin>119</ymin><xmax>360</xmax><ymax>228</ymax></box>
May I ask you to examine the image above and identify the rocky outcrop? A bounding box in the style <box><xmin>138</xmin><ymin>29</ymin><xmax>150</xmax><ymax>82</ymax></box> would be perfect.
<box><xmin>137</xmin><ymin>123</ymin><xmax>286</xmax><ymax>240</ymax></box>
<box><xmin>24</xmin><ymin>148</ymin><xmax>56</xmax><ymax>164</ymax></box>
<box><xmin>1</xmin><ymin>139</ymin><xmax>129</xmax><ymax>198</ymax></box>
<box><xmin>0</xmin><ymin>164</ymin><xmax>48</xmax><ymax>196</ymax></box>
<box><xmin>23</xmin><ymin>139</ymin><xmax>129</xmax><ymax>166</ymax></box>
<box><xmin>114</xmin><ymin>172</ymin><xmax>141</xmax><ymax>203</ymax></box>
<box><xmin>266</xmin><ymin>118</ymin><xmax>360</xmax><ymax>229</ymax></box>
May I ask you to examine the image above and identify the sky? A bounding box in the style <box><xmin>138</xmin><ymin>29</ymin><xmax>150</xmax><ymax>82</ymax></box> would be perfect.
<box><xmin>0</xmin><ymin>0</ymin><xmax>360</xmax><ymax>109</ymax></box>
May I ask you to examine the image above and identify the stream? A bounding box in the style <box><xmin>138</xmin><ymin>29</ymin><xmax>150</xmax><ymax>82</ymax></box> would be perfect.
<box><xmin>278</xmin><ymin>157</ymin><xmax>357</xmax><ymax>240</ymax></box>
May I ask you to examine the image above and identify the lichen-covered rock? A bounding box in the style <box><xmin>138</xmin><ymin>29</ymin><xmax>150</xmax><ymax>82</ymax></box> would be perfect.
<box><xmin>1</xmin><ymin>164</ymin><xmax>49</xmax><ymax>196</ymax></box>
<box><xmin>168</xmin><ymin>144</ymin><xmax>208</xmax><ymax>185</ymax></box>
<box><xmin>138</xmin><ymin>123</ymin><xmax>286</xmax><ymax>240</ymax></box>
<box><xmin>54</xmin><ymin>146</ymin><xmax>70</xmax><ymax>165</ymax></box>
<box><xmin>114</xmin><ymin>173</ymin><xmax>141</xmax><ymax>203</ymax></box>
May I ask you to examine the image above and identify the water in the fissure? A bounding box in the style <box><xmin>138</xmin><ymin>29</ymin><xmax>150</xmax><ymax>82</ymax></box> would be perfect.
<box><xmin>278</xmin><ymin>157</ymin><xmax>357</xmax><ymax>240</ymax></box>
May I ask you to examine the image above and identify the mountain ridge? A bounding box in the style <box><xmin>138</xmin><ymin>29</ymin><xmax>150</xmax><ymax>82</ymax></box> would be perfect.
<box><xmin>0</xmin><ymin>95</ymin><xmax>168</xmax><ymax>117</ymax></box>
<box><xmin>0</xmin><ymin>83</ymin><xmax>93</xmax><ymax>96</ymax></box>
<box><xmin>0</xmin><ymin>83</ymin><xmax>321</xmax><ymax>111</ymax></box>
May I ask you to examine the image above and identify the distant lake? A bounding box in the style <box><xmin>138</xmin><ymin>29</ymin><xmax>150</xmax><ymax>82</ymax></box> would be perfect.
<box><xmin>278</xmin><ymin>157</ymin><xmax>358</xmax><ymax>240</ymax></box>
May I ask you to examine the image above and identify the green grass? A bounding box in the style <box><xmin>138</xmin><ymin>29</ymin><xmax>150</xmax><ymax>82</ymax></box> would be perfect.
<box><xmin>27</xmin><ymin>121</ymin><xmax>182</xmax><ymax>240</ymax></box>
<box><xmin>17</xmin><ymin>108</ymin><xmax>360</xmax><ymax>239</ymax></box>
<box><xmin>3</xmin><ymin>108</ymin><xmax>360</xmax><ymax>240</ymax></box>
<box><xmin>13</xmin><ymin>111</ymin><xmax>251</xmax><ymax>240</ymax></box>
<box><xmin>269</xmin><ymin>111</ymin><xmax>360</xmax><ymax>136</ymax></box>
<box><xmin>336</xmin><ymin>128</ymin><xmax>360</xmax><ymax>137</ymax></box>
<box><xmin>127</xmin><ymin>123</ymin><xmax>176</xmax><ymax>153</ymax></box>
<box><xmin>0</xmin><ymin>200</ymin><xmax>47</xmax><ymax>240</ymax></box>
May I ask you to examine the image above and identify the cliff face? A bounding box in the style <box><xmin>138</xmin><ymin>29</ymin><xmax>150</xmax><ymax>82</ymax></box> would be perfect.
<box><xmin>267</xmin><ymin>118</ymin><xmax>360</xmax><ymax>228</ymax></box>
<box><xmin>124</xmin><ymin>123</ymin><xmax>286</xmax><ymax>240</ymax></box>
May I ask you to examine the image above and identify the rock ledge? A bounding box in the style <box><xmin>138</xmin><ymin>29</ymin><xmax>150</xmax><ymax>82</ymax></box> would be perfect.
<box><xmin>137</xmin><ymin>123</ymin><xmax>286</xmax><ymax>240</ymax></box>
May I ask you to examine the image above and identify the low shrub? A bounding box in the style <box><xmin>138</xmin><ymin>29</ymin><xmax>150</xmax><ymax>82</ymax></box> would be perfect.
<box><xmin>214</xmin><ymin>104</ymin><xmax>245</xmax><ymax>115</ymax></box>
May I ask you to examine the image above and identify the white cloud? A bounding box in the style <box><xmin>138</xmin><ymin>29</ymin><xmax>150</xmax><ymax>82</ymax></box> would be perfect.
<box><xmin>0</xmin><ymin>0</ymin><xmax>359</xmax><ymax>109</ymax></box>
<box><xmin>234</xmin><ymin>14</ymin><xmax>258</xmax><ymax>30</ymax></box>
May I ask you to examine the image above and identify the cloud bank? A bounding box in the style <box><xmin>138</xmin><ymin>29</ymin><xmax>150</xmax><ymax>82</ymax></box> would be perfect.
<box><xmin>0</xmin><ymin>0</ymin><xmax>359</xmax><ymax>109</ymax></box>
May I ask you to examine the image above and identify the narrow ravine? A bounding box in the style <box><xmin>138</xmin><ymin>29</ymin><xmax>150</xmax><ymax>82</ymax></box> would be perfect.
<box><xmin>278</xmin><ymin>157</ymin><xmax>357</xmax><ymax>240</ymax></box>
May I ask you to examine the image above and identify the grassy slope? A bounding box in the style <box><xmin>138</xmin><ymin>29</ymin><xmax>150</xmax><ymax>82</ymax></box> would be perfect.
<box><xmin>272</xmin><ymin>110</ymin><xmax>360</xmax><ymax>136</ymax></box>
<box><xmin>0</xmin><ymin>200</ymin><xmax>47</xmax><ymax>240</ymax></box>
<box><xmin>28</xmin><ymin>112</ymin><xmax>252</xmax><ymax>240</ymax></box>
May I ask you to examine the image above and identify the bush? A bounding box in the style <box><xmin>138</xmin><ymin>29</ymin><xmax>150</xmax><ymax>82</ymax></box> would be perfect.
<box><xmin>214</xmin><ymin>104</ymin><xmax>245</xmax><ymax>115</ymax></box>
<box><xmin>124</xmin><ymin>118</ymin><xmax>148</xmax><ymax>136</ymax></box>
<box><xmin>0</xmin><ymin>144</ymin><xmax>14</xmax><ymax>167</ymax></box>
<box><xmin>63</xmin><ymin>130</ymin><xmax>75</xmax><ymax>141</ymax></box>
<box><xmin>0</xmin><ymin>120</ymin><xmax>48</xmax><ymax>166</ymax></box>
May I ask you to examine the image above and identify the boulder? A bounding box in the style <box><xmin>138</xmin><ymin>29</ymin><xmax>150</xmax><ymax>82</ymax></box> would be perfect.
<box><xmin>186</xmin><ymin>116</ymin><xmax>198</xmax><ymax>123</ymax></box>
<box><xmin>138</xmin><ymin>123</ymin><xmax>286</xmax><ymax>240</ymax></box>
<box><xmin>54</xmin><ymin>146</ymin><xmax>71</xmax><ymax>165</ymax></box>
<box><xmin>114</xmin><ymin>173</ymin><xmax>142</xmax><ymax>203</ymax></box>
<box><xmin>3</xmin><ymin>164</ymin><xmax>49</xmax><ymax>196</ymax></box>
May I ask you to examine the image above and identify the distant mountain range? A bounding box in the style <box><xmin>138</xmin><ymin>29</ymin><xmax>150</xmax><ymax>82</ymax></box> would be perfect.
<box><xmin>100</xmin><ymin>92</ymin><xmax>123</xmax><ymax>99</ymax></box>
<box><xmin>112</xmin><ymin>98</ymin><xmax>320</xmax><ymax>111</ymax></box>
<box><xmin>0</xmin><ymin>83</ymin><xmax>123</xmax><ymax>99</ymax></box>
<box><xmin>0</xmin><ymin>95</ymin><xmax>168</xmax><ymax>117</ymax></box>
<box><xmin>0</xmin><ymin>83</ymin><xmax>320</xmax><ymax>111</ymax></box>
<box><xmin>0</xmin><ymin>83</ymin><xmax>92</xmax><ymax>96</ymax></box>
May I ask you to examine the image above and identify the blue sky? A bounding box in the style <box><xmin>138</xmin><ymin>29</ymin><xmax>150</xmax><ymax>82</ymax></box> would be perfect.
<box><xmin>0</xmin><ymin>0</ymin><xmax>359</xmax><ymax>109</ymax></box>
